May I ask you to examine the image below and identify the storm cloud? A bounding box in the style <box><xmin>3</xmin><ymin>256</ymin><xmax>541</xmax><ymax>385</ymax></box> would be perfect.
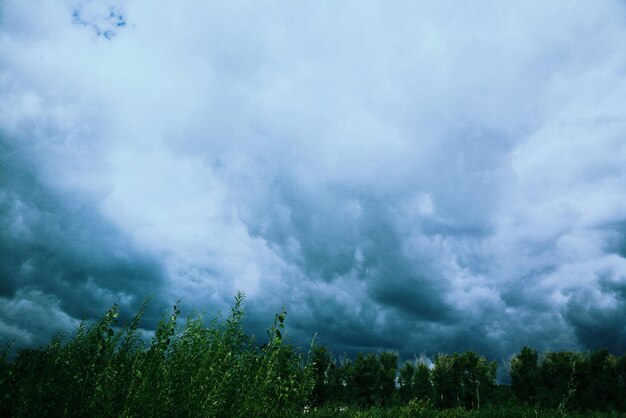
<box><xmin>1</xmin><ymin>0</ymin><xmax>626</xmax><ymax>368</ymax></box>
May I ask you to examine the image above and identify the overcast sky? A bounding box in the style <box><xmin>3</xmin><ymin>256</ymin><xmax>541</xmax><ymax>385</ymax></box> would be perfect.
<box><xmin>2</xmin><ymin>0</ymin><xmax>626</xmax><ymax>372</ymax></box>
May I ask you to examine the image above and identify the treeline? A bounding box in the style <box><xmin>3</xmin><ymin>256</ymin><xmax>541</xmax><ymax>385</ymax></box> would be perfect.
<box><xmin>309</xmin><ymin>345</ymin><xmax>626</xmax><ymax>414</ymax></box>
<box><xmin>310</xmin><ymin>348</ymin><xmax>497</xmax><ymax>409</ymax></box>
<box><xmin>509</xmin><ymin>346</ymin><xmax>626</xmax><ymax>411</ymax></box>
<box><xmin>1</xmin><ymin>295</ymin><xmax>625</xmax><ymax>417</ymax></box>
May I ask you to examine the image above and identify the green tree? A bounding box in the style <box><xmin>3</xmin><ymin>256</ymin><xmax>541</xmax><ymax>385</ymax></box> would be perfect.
<box><xmin>378</xmin><ymin>351</ymin><xmax>398</xmax><ymax>405</ymax></box>
<box><xmin>433</xmin><ymin>353</ymin><xmax>457</xmax><ymax>408</ymax></box>
<box><xmin>310</xmin><ymin>345</ymin><xmax>333</xmax><ymax>406</ymax></box>
<box><xmin>398</xmin><ymin>357</ymin><xmax>433</xmax><ymax>405</ymax></box>
<box><xmin>509</xmin><ymin>346</ymin><xmax>539</xmax><ymax>404</ymax></box>
<box><xmin>616</xmin><ymin>353</ymin><xmax>626</xmax><ymax>411</ymax></box>
<box><xmin>351</xmin><ymin>353</ymin><xmax>381</xmax><ymax>406</ymax></box>
<box><xmin>414</xmin><ymin>361</ymin><xmax>433</xmax><ymax>402</ymax></box>
<box><xmin>575</xmin><ymin>349</ymin><xmax>618</xmax><ymax>412</ymax></box>
<box><xmin>537</xmin><ymin>351</ymin><xmax>582</xmax><ymax>410</ymax></box>
<box><xmin>398</xmin><ymin>360</ymin><xmax>415</xmax><ymax>403</ymax></box>
<box><xmin>433</xmin><ymin>352</ymin><xmax>496</xmax><ymax>409</ymax></box>
<box><xmin>457</xmin><ymin>351</ymin><xmax>496</xmax><ymax>409</ymax></box>
<box><xmin>334</xmin><ymin>356</ymin><xmax>353</xmax><ymax>405</ymax></box>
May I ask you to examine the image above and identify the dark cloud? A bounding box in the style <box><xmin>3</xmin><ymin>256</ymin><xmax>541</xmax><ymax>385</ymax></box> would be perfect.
<box><xmin>565</xmin><ymin>292</ymin><xmax>626</xmax><ymax>353</ymax></box>
<box><xmin>0</xmin><ymin>134</ymin><xmax>169</xmax><ymax>347</ymax></box>
<box><xmin>564</xmin><ymin>268</ymin><xmax>626</xmax><ymax>353</ymax></box>
<box><xmin>2</xmin><ymin>0</ymin><xmax>626</xmax><ymax>375</ymax></box>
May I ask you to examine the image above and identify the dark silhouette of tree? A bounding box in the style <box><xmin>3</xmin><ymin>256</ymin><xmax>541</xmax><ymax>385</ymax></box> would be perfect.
<box><xmin>616</xmin><ymin>354</ymin><xmax>626</xmax><ymax>411</ymax></box>
<box><xmin>378</xmin><ymin>351</ymin><xmax>398</xmax><ymax>405</ymax></box>
<box><xmin>414</xmin><ymin>361</ymin><xmax>433</xmax><ymax>402</ymax></box>
<box><xmin>457</xmin><ymin>351</ymin><xmax>496</xmax><ymax>409</ymax></box>
<box><xmin>509</xmin><ymin>346</ymin><xmax>539</xmax><ymax>404</ymax></box>
<box><xmin>433</xmin><ymin>353</ymin><xmax>458</xmax><ymax>408</ymax></box>
<box><xmin>572</xmin><ymin>350</ymin><xmax>614</xmax><ymax>411</ymax></box>
<box><xmin>350</xmin><ymin>353</ymin><xmax>382</xmax><ymax>406</ymax></box>
<box><xmin>398</xmin><ymin>360</ymin><xmax>415</xmax><ymax>403</ymax></box>
<box><xmin>310</xmin><ymin>346</ymin><xmax>333</xmax><ymax>406</ymax></box>
<box><xmin>332</xmin><ymin>356</ymin><xmax>353</xmax><ymax>405</ymax></box>
<box><xmin>432</xmin><ymin>352</ymin><xmax>496</xmax><ymax>409</ymax></box>
<box><xmin>536</xmin><ymin>351</ymin><xmax>583</xmax><ymax>409</ymax></box>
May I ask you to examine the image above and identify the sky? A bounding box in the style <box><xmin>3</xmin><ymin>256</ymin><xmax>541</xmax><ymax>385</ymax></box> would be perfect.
<box><xmin>1</xmin><ymin>0</ymin><xmax>626</xmax><ymax>374</ymax></box>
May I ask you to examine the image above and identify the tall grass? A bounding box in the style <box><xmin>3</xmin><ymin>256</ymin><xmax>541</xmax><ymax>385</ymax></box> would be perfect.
<box><xmin>0</xmin><ymin>292</ymin><xmax>314</xmax><ymax>417</ymax></box>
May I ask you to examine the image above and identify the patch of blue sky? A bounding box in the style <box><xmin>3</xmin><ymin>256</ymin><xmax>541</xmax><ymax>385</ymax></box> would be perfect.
<box><xmin>71</xmin><ymin>9</ymin><xmax>87</xmax><ymax>26</ymax></box>
<box><xmin>109</xmin><ymin>6</ymin><xmax>126</xmax><ymax>27</ymax></box>
<box><xmin>70</xmin><ymin>6</ymin><xmax>126</xmax><ymax>41</ymax></box>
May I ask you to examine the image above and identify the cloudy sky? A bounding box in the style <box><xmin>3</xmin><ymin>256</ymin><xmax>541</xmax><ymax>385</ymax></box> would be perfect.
<box><xmin>2</xmin><ymin>0</ymin><xmax>626</xmax><ymax>372</ymax></box>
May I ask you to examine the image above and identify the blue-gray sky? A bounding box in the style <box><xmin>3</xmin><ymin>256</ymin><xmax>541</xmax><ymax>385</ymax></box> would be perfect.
<box><xmin>2</xmin><ymin>0</ymin><xmax>626</xmax><ymax>369</ymax></box>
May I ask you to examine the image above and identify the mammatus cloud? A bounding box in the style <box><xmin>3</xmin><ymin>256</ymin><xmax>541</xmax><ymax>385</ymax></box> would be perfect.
<box><xmin>1</xmin><ymin>0</ymin><xmax>626</xmax><ymax>372</ymax></box>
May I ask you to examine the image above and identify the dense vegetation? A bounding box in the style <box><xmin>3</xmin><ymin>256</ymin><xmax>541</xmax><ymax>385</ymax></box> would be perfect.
<box><xmin>0</xmin><ymin>293</ymin><xmax>313</xmax><ymax>417</ymax></box>
<box><xmin>1</xmin><ymin>294</ymin><xmax>625</xmax><ymax>417</ymax></box>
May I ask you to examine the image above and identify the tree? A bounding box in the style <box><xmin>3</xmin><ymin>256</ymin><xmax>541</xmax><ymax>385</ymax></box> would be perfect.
<box><xmin>398</xmin><ymin>361</ymin><xmax>415</xmax><ymax>403</ymax></box>
<box><xmin>333</xmin><ymin>356</ymin><xmax>353</xmax><ymax>405</ymax></box>
<box><xmin>616</xmin><ymin>353</ymin><xmax>626</xmax><ymax>411</ymax></box>
<box><xmin>433</xmin><ymin>352</ymin><xmax>496</xmax><ymax>409</ymax></box>
<box><xmin>350</xmin><ymin>353</ymin><xmax>381</xmax><ymax>406</ymax></box>
<box><xmin>398</xmin><ymin>357</ymin><xmax>433</xmax><ymax>404</ymax></box>
<box><xmin>310</xmin><ymin>346</ymin><xmax>333</xmax><ymax>406</ymax></box>
<box><xmin>537</xmin><ymin>351</ymin><xmax>582</xmax><ymax>409</ymax></box>
<box><xmin>457</xmin><ymin>351</ymin><xmax>496</xmax><ymax>409</ymax></box>
<box><xmin>414</xmin><ymin>360</ymin><xmax>433</xmax><ymax>402</ymax></box>
<box><xmin>433</xmin><ymin>353</ymin><xmax>457</xmax><ymax>408</ymax></box>
<box><xmin>509</xmin><ymin>346</ymin><xmax>539</xmax><ymax>404</ymax></box>
<box><xmin>378</xmin><ymin>351</ymin><xmax>398</xmax><ymax>405</ymax></box>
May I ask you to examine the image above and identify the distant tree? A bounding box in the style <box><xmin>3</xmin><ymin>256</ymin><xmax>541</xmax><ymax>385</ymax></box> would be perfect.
<box><xmin>457</xmin><ymin>351</ymin><xmax>496</xmax><ymax>409</ymax></box>
<box><xmin>537</xmin><ymin>351</ymin><xmax>583</xmax><ymax>410</ymax></box>
<box><xmin>566</xmin><ymin>349</ymin><xmax>623</xmax><ymax>412</ymax></box>
<box><xmin>398</xmin><ymin>361</ymin><xmax>415</xmax><ymax>403</ymax></box>
<box><xmin>433</xmin><ymin>352</ymin><xmax>496</xmax><ymax>409</ymax></box>
<box><xmin>414</xmin><ymin>360</ymin><xmax>433</xmax><ymax>402</ymax></box>
<box><xmin>398</xmin><ymin>357</ymin><xmax>433</xmax><ymax>404</ymax></box>
<box><xmin>310</xmin><ymin>346</ymin><xmax>333</xmax><ymax>406</ymax></box>
<box><xmin>509</xmin><ymin>348</ymin><xmax>626</xmax><ymax>412</ymax></box>
<box><xmin>616</xmin><ymin>353</ymin><xmax>626</xmax><ymax>411</ymax></box>
<box><xmin>378</xmin><ymin>351</ymin><xmax>398</xmax><ymax>405</ymax></box>
<box><xmin>509</xmin><ymin>346</ymin><xmax>539</xmax><ymax>404</ymax></box>
<box><xmin>351</xmin><ymin>353</ymin><xmax>381</xmax><ymax>406</ymax></box>
<box><xmin>433</xmin><ymin>353</ymin><xmax>457</xmax><ymax>408</ymax></box>
<box><xmin>334</xmin><ymin>356</ymin><xmax>353</xmax><ymax>405</ymax></box>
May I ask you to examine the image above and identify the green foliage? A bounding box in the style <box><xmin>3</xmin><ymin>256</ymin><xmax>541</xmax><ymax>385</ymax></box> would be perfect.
<box><xmin>398</xmin><ymin>357</ymin><xmax>433</xmax><ymax>404</ymax></box>
<box><xmin>2</xmin><ymin>294</ymin><xmax>626</xmax><ymax>417</ymax></box>
<box><xmin>398</xmin><ymin>360</ymin><xmax>416</xmax><ymax>403</ymax></box>
<box><xmin>510</xmin><ymin>346</ymin><xmax>539</xmax><ymax>404</ymax></box>
<box><xmin>351</xmin><ymin>353</ymin><xmax>382</xmax><ymax>406</ymax></box>
<box><xmin>415</xmin><ymin>360</ymin><xmax>435</xmax><ymax>402</ymax></box>
<box><xmin>0</xmin><ymin>344</ymin><xmax>13</xmax><ymax>413</ymax></box>
<box><xmin>0</xmin><ymin>292</ymin><xmax>314</xmax><ymax>417</ymax></box>
<box><xmin>400</xmin><ymin>398</ymin><xmax>436</xmax><ymax>418</ymax></box>
<box><xmin>378</xmin><ymin>351</ymin><xmax>398</xmax><ymax>405</ymax></box>
<box><xmin>537</xmin><ymin>351</ymin><xmax>583</xmax><ymax>410</ymax></box>
<box><xmin>308</xmin><ymin>402</ymin><xmax>626</xmax><ymax>418</ymax></box>
<box><xmin>510</xmin><ymin>347</ymin><xmax>626</xmax><ymax>414</ymax></box>
<box><xmin>433</xmin><ymin>352</ymin><xmax>497</xmax><ymax>409</ymax></box>
<box><xmin>311</xmin><ymin>345</ymin><xmax>333</xmax><ymax>406</ymax></box>
<box><xmin>303</xmin><ymin>400</ymin><xmax>625</xmax><ymax>418</ymax></box>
